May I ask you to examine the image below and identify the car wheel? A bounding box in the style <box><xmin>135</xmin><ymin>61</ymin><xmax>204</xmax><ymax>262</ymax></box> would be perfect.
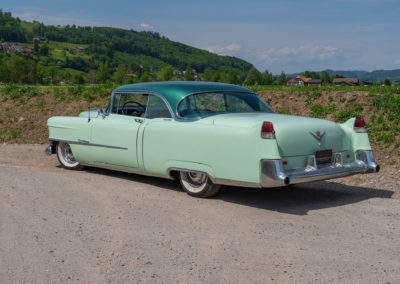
<box><xmin>179</xmin><ymin>171</ymin><xmax>220</xmax><ymax>198</ymax></box>
<box><xmin>56</xmin><ymin>142</ymin><xmax>83</xmax><ymax>170</ymax></box>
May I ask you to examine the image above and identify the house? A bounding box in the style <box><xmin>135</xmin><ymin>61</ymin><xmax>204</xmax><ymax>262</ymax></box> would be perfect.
<box><xmin>33</xmin><ymin>20</ymin><xmax>40</xmax><ymax>25</ymax></box>
<box><xmin>287</xmin><ymin>79</ymin><xmax>299</xmax><ymax>86</ymax></box>
<box><xmin>333</xmin><ymin>78</ymin><xmax>359</xmax><ymax>86</ymax></box>
<box><xmin>287</xmin><ymin>75</ymin><xmax>312</xmax><ymax>86</ymax></box>
<box><xmin>75</xmin><ymin>46</ymin><xmax>85</xmax><ymax>52</ymax></box>
<box><xmin>307</xmin><ymin>79</ymin><xmax>322</xmax><ymax>86</ymax></box>
<box><xmin>33</xmin><ymin>37</ymin><xmax>47</xmax><ymax>43</ymax></box>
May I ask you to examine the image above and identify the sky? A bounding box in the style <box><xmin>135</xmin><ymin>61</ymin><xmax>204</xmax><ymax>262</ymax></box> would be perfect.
<box><xmin>2</xmin><ymin>0</ymin><xmax>400</xmax><ymax>74</ymax></box>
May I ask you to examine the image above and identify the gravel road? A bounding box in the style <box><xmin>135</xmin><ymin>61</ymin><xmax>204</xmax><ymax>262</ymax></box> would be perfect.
<box><xmin>0</xmin><ymin>144</ymin><xmax>399</xmax><ymax>283</ymax></box>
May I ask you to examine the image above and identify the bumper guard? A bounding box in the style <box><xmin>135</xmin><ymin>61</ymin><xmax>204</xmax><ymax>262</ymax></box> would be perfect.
<box><xmin>261</xmin><ymin>150</ymin><xmax>379</xmax><ymax>187</ymax></box>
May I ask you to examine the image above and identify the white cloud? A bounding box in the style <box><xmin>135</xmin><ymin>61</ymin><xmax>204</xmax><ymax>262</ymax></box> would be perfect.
<box><xmin>225</xmin><ymin>43</ymin><xmax>241</xmax><ymax>52</ymax></box>
<box><xmin>203</xmin><ymin>43</ymin><xmax>241</xmax><ymax>54</ymax></box>
<box><xmin>258</xmin><ymin>44</ymin><xmax>338</xmax><ymax>62</ymax></box>
<box><xmin>138</xmin><ymin>23</ymin><xmax>153</xmax><ymax>29</ymax></box>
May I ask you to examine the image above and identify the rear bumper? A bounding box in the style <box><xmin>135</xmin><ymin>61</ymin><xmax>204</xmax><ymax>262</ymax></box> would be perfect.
<box><xmin>261</xmin><ymin>150</ymin><xmax>379</xmax><ymax>188</ymax></box>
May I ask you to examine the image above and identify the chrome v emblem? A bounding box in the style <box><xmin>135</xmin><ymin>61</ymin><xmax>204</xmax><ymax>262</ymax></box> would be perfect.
<box><xmin>309</xmin><ymin>131</ymin><xmax>326</xmax><ymax>143</ymax></box>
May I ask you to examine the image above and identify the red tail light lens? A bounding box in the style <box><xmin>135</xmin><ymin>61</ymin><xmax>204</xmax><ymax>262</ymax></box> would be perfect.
<box><xmin>261</xmin><ymin>121</ymin><xmax>276</xmax><ymax>139</ymax></box>
<box><xmin>354</xmin><ymin>117</ymin><xmax>367</xmax><ymax>133</ymax></box>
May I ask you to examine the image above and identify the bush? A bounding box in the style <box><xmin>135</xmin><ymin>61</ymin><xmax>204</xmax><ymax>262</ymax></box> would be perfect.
<box><xmin>310</xmin><ymin>104</ymin><xmax>324</xmax><ymax>118</ymax></box>
<box><xmin>334</xmin><ymin>109</ymin><xmax>362</xmax><ymax>123</ymax></box>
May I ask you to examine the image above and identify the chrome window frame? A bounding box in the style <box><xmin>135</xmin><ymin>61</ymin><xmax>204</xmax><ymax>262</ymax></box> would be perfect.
<box><xmin>175</xmin><ymin>90</ymin><xmax>275</xmax><ymax>120</ymax></box>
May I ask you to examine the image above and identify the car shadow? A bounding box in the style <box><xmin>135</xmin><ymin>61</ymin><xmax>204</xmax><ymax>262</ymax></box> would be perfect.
<box><xmin>83</xmin><ymin>166</ymin><xmax>394</xmax><ymax>216</ymax></box>
<box><xmin>216</xmin><ymin>182</ymin><xmax>394</xmax><ymax>215</ymax></box>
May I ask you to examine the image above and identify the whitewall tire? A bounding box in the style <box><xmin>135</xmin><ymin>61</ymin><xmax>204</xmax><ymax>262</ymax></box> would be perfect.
<box><xmin>179</xmin><ymin>171</ymin><xmax>220</xmax><ymax>198</ymax></box>
<box><xmin>56</xmin><ymin>142</ymin><xmax>83</xmax><ymax>170</ymax></box>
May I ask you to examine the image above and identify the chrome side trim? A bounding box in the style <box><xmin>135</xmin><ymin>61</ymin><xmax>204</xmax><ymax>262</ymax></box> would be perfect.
<box><xmin>214</xmin><ymin>178</ymin><xmax>261</xmax><ymax>188</ymax></box>
<box><xmin>260</xmin><ymin>150</ymin><xmax>380</xmax><ymax>187</ymax></box>
<box><xmin>80</xmin><ymin>162</ymin><xmax>172</xmax><ymax>180</ymax></box>
<box><xmin>49</xmin><ymin>138</ymin><xmax>128</xmax><ymax>150</ymax></box>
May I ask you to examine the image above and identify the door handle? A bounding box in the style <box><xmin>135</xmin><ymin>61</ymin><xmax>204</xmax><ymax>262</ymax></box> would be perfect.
<box><xmin>135</xmin><ymin>118</ymin><xmax>143</xmax><ymax>123</ymax></box>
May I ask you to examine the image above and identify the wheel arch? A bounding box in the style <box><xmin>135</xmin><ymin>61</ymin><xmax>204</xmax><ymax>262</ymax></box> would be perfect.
<box><xmin>165</xmin><ymin>161</ymin><xmax>216</xmax><ymax>182</ymax></box>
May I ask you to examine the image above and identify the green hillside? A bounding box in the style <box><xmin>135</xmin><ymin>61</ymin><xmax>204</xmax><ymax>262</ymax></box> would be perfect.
<box><xmin>0</xmin><ymin>10</ymin><xmax>253</xmax><ymax>83</ymax></box>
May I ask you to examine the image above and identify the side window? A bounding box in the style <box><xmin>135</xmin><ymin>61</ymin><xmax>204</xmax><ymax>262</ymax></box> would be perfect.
<box><xmin>145</xmin><ymin>95</ymin><xmax>172</xmax><ymax>119</ymax></box>
<box><xmin>111</xmin><ymin>93</ymin><xmax>148</xmax><ymax>117</ymax></box>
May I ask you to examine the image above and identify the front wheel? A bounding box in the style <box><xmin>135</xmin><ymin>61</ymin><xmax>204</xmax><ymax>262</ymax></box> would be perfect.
<box><xmin>56</xmin><ymin>142</ymin><xmax>83</xmax><ymax>170</ymax></box>
<box><xmin>179</xmin><ymin>171</ymin><xmax>220</xmax><ymax>198</ymax></box>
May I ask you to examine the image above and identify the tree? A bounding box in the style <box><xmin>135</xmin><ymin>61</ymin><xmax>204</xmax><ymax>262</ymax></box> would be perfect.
<box><xmin>63</xmin><ymin>69</ymin><xmax>72</xmax><ymax>83</ymax></box>
<box><xmin>87</xmin><ymin>69</ymin><xmax>97</xmax><ymax>84</ymax></box>
<box><xmin>33</xmin><ymin>40</ymin><xmax>39</xmax><ymax>53</ymax></box>
<box><xmin>140</xmin><ymin>71</ymin><xmax>151</xmax><ymax>82</ymax></box>
<box><xmin>320</xmin><ymin>70</ymin><xmax>330</xmax><ymax>85</ymax></box>
<box><xmin>227</xmin><ymin>68</ymin><xmax>238</xmax><ymax>84</ymax></box>
<box><xmin>39</xmin><ymin>44</ymin><xmax>49</xmax><ymax>56</ymax></box>
<box><xmin>278</xmin><ymin>71</ymin><xmax>286</xmax><ymax>85</ymax></box>
<box><xmin>73</xmin><ymin>73</ymin><xmax>85</xmax><ymax>84</ymax></box>
<box><xmin>47</xmin><ymin>64</ymin><xmax>60</xmax><ymax>84</ymax></box>
<box><xmin>245</xmin><ymin>67</ymin><xmax>262</xmax><ymax>85</ymax></box>
<box><xmin>203</xmin><ymin>69</ymin><xmax>213</xmax><ymax>81</ymax></box>
<box><xmin>97</xmin><ymin>62</ymin><xmax>109</xmax><ymax>83</ymax></box>
<box><xmin>383</xmin><ymin>78</ymin><xmax>391</xmax><ymax>86</ymax></box>
<box><xmin>35</xmin><ymin>63</ymin><xmax>45</xmax><ymax>83</ymax></box>
<box><xmin>262</xmin><ymin>69</ymin><xmax>273</xmax><ymax>85</ymax></box>
<box><xmin>161</xmin><ymin>65</ymin><xmax>174</xmax><ymax>81</ymax></box>
<box><xmin>184</xmin><ymin>67</ymin><xmax>195</xmax><ymax>81</ymax></box>
<box><xmin>212</xmin><ymin>70</ymin><xmax>225</xmax><ymax>82</ymax></box>
<box><xmin>113</xmin><ymin>64</ymin><xmax>127</xmax><ymax>84</ymax></box>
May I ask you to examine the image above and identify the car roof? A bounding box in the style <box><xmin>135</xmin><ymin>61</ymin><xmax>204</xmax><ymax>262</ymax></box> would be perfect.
<box><xmin>113</xmin><ymin>81</ymin><xmax>253</xmax><ymax>114</ymax></box>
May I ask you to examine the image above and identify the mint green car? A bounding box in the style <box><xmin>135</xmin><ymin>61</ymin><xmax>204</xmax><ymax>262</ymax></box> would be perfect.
<box><xmin>46</xmin><ymin>82</ymin><xmax>379</xmax><ymax>197</ymax></box>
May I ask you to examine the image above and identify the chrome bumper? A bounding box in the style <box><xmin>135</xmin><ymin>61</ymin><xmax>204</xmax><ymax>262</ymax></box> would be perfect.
<box><xmin>261</xmin><ymin>150</ymin><xmax>380</xmax><ymax>187</ymax></box>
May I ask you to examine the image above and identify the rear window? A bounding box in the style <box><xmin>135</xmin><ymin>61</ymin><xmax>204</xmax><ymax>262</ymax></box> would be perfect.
<box><xmin>177</xmin><ymin>92</ymin><xmax>273</xmax><ymax>119</ymax></box>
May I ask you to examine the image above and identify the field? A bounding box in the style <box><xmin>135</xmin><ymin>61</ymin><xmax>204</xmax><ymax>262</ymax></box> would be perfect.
<box><xmin>0</xmin><ymin>84</ymin><xmax>399</xmax><ymax>168</ymax></box>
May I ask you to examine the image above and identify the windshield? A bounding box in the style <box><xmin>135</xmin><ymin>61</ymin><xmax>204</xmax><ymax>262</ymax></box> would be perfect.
<box><xmin>177</xmin><ymin>92</ymin><xmax>274</xmax><ymax>119</ymax></box>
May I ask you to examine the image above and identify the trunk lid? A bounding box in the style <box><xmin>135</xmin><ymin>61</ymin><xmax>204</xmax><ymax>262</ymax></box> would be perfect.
<box><xmin>211</xmin><ymin>113</ymin><xmax>349</xmax><ymax>157</ymax></box>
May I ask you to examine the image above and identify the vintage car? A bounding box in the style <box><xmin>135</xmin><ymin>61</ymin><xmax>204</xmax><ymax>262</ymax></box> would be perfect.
<box><xmin>46</xmin><ymin>82</ymin><xmax>379</xmax><ymax>197</ymax></box>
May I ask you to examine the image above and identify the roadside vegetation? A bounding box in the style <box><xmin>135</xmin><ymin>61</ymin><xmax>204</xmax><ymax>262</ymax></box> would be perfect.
<box><xmin>0</xmin><ymin>84</ymin><xmax>399</xmax><ymax>168</ymax></box>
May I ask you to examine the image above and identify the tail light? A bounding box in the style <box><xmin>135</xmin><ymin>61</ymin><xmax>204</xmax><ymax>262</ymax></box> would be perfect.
<box><xmin>261</xmin><ymin>121</ymin><xmax>276</xmax><ymax>139</ymax></box>
<box><xmin>354</xmin><ymin>117</ymin><xmax>367</xmax><ymax>133</ymax></box>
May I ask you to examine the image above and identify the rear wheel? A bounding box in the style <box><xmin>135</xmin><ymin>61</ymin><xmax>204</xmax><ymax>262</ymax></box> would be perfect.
<box><xmin>56</xmin><ymin>142</ymin><xmax>83</xmax><ymax>170</ymax></box>
<box><xmin>179</xmin><ymin>171</ymin><xmax>220</xmax><ymax>198</ymax></box>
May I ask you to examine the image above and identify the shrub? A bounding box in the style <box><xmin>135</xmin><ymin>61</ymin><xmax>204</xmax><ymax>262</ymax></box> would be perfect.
<box><xmin>278</xmin><ymin>108</ymin><xmax>291</xmax><ymax>115</ymax></box>
<box><xmin>324</xmin><ymin>104</ymin><xmax>336</xmax><ymax>115</ymax></box>
<box><xmin>334</xmin><ymin>109</ymin><xmax>362</xmax><ymax>123</ymax></box>
<box><xmin>310</xmin><ymin>104</ymin><xmax>324</xmax><ymax>118</ymax></box>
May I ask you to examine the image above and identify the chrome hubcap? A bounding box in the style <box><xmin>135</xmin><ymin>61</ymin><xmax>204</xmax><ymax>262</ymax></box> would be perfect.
<box><xmin>185</xmin><ymin>172</ymin><xmax>207</xmax><ymax>186</ymax></box>
<box><xmin>60</xmin><ymin>142</ymin><xmax>76</xmax><ymax>164</ymax></box>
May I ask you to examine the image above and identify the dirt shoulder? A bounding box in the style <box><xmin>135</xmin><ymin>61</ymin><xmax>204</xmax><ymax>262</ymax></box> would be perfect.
<box><xmin>0</xmin><ymin>144</ymin><xmax>399</xmax><ymax>283</ymax></box>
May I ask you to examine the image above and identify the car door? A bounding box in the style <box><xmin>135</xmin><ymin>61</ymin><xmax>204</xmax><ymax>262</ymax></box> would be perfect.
<box><xmin>89</xmin><ymin>92</ymin><xmax>148</xmax><ymax>169</ymax></box>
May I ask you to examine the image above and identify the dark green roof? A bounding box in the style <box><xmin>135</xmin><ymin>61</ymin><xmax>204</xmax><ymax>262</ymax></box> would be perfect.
<box><xmin>114</xmin><ymin>81</ymin><xmax>253</xmax><ymax>114</ymax></box>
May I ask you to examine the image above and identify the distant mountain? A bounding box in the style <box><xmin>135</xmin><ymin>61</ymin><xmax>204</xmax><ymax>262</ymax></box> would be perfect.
<box><xmin>286</xmin><ymin>69</ymin><xmax>400</xmax><ymax>83</ymax></box>
<box><xmin>0</xmin><ymin>10</ymin><xmax>253</xmax><ymax>77</ymax></box>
